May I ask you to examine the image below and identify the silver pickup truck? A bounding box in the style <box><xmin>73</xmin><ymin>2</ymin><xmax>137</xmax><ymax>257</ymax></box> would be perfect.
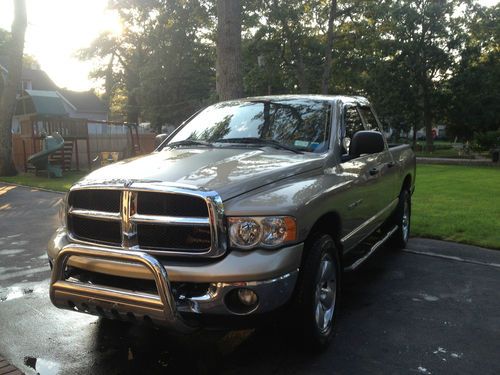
<box><xmin>47</xmin><ymin>95</ymin><xmax>415</xmax><ymax>348</ymax></box>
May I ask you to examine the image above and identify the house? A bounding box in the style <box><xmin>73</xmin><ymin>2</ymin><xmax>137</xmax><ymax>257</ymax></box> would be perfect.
<box><xmin>0</xmin><ymin>57</ymin><xmax>108</xmax><ymax>133</ymax></box>
<box><xmin>1</xmin><ymin>58</ymin><xmax>111</xmax><ymax>171</ymax></box>
<box><xmin>2</xmin><ymin>58</ymin><xmax>153</xmax><ymax>172</ymax></box>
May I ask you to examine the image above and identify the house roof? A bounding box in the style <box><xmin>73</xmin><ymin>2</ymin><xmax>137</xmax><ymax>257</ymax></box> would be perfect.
<box><xmin>0</xmin><ymin>56</ymin><xmax>58</xmax><ymax>90</ymax></box>
<box><xmin>58</xmin><ymin>88</ymin><xmax>107</xmax><ymax>114</ymax></box>
<box><xmin>16</xmin><ymin>90</ymin><xmax>68</xmax><ymax>117</ymax></box>
<box><xmin>22</xmin><ymin>68</ymin><xmax>58</xmax><ymax>90</ymax></box>
<box><xmin>1</xmin><ymin>55</ymin><xmax>108</xmax><ymax>115</ymax></box>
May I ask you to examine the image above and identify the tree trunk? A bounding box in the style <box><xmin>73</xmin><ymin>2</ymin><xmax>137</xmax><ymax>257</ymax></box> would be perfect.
<box><xmin>216</xmin><ymin>0</ymin><xmax>243</xmax><ymax>101</ymax></box>
<box><xmin>422</xmin><ymin>81</ymin><xmax>433</xmax><ymax>152</ymax></box>
<box><xmin>321</xmin><ymin>0</ymin><xmax>337</xmax><ymax>95</ymax></box>
<box><xmin>103</xmin><ymin>52</ymin><xmax>115</xmax><ymax>111</ymax></box>
<box><xmin>412</xmin><ymin>124</ymin><xmax>417</xmax><ymax>150</ymax></box>
<box><xmin>280</xmin><ymin>23</ymin><xmax>309</xmax><ymax>93</ymax></box>
<box><xmin>0</xmin><ymin>0</ymin><xmax>27</xmax><ymax>176</ymax></box>
<box><xmin>124</xmin><ymin>59</ymin><xmax>140</xmax><ymax>125</ymax></box>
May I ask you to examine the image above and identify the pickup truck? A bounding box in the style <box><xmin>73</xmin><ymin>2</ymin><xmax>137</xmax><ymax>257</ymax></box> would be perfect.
<box><xmin>47</xmin><ymin>95</ymin><xmax>415</xmax><ymax>348</ymax></box>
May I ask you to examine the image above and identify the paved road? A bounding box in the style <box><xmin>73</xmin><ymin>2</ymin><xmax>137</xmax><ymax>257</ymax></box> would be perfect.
<box><xmin>1</xmin><ymin>183</ymin><xmax>499</xmax><ymax>375</ymax></box>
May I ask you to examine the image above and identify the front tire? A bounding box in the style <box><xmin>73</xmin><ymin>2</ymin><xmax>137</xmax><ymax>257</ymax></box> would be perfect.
<box><xmin>389</xmin><ymin>189</ymin><xmax>411</xmax><ymax>249</ymax></box>
<box><xmin>293</xmin><ymin>234</ymin><xmax>341</xmax><ymax>350</ymax></box>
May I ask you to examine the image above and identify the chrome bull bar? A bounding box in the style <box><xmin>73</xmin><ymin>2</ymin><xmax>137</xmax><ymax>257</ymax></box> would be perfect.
<box><xmin>49</xmin><ymin>245</ymin><xmax>191</xmax><ymax>331</ymax></box>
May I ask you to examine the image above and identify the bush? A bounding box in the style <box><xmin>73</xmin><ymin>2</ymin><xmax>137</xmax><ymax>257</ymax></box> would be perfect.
<box><xmin>473</xmin><ymin>130</ymin><xmax>500</xmax><ymax>151</ymax></box>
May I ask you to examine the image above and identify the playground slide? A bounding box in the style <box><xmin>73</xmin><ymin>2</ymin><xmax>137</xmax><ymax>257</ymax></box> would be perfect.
<box><xmin>27</xmin><ymin>133</ymin><xmax>65</xmax><ymax>178</ymax></box>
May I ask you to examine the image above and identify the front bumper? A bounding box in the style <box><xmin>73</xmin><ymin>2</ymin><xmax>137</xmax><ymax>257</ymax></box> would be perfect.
<box><xmin>48</xmin><ymin>229</ymin><xmax>302</xmax><ymax>330</ymax></box>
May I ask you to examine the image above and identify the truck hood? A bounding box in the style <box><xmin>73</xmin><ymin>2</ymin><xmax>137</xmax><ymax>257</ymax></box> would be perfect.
<box><xmin>78</xmin><ymin>148</ymin><xmax>326</xmax><ymax>200</ymax></box>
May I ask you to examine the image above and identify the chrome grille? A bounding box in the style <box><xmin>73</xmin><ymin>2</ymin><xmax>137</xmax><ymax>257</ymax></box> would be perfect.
<box><xmin>66</xmin><ymin>184</ymin><xmax>226</xmax><ymax>258</ymax></box>
<box><xmin>68</xmin><ymin>215</ymin><xmax>121</xmax><ymax>246</ymax></box>
<box><xmin>137</xmin><ymin>191</ymin><xmax>208</xmax><ymax>217</ymax></box>
<box><xmin>69</xmin><ymin>189</ymin><xmax>121</xmax><ymax>212</ymax></box>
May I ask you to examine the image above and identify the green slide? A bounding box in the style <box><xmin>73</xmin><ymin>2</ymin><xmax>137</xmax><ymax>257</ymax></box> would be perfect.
<box><xmin>28</xmin><ymin>133</ymin><xmax>65</xmax><ymax>178</ymax></box>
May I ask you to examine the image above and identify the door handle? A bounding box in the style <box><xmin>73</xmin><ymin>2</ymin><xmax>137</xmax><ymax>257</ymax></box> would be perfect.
<box><xmin>387</xmin><ymin>162</ymin><xmax>396</xmax><ymax>168</ymax></box>
<box><xmin>369</xmin><ymin>168</ymin><xmax>379</xmax><ymax>176</ymax></box>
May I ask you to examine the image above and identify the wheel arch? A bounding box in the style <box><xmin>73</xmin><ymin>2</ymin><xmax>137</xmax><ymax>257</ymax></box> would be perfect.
<box><xmin>401</xmin><ymin>173</ymin><xmax>412</xmax><ymax>193</ymax></box>
<box><xmin>304</xmin><ymin>211</ymin><xmax>343</xmax><ymax>265</ymax></box>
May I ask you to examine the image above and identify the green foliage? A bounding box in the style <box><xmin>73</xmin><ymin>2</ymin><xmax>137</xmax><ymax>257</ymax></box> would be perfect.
<box><xmin>473</xmin><ymin>130</ymin><xmax>500</xmax><ymax>151</ymax></box>
<box><xmin>78</xmin><ymin>0</ymin><xmax>500</xmax><ymax>139</ymax></box>
<box><xmin>447</xmin><ymin>4</ymin><xmax>500</xmax><ymax>140</ymax></box>
<box><xmin>79</xmin><ymin>0</ymin><xmax>215</xmax><ymax>130</ymax></box>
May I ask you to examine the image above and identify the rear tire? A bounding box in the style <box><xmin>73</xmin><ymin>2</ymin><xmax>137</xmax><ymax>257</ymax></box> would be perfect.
<box><xmin>388</xmin><ymin>189</ymin><xmax>411</xmax><ymax>249</ymax></box>
<box><xmin>292</xmin><ymin>234</ymin><xmax>341</xmax><ymax>350</ymax></box>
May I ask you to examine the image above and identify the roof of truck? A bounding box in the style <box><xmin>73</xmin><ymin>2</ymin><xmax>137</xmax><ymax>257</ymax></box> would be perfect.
<box><xmin>237</xmin><ymin>94</ymin><xmax>370</xmax><ymax>106</ymax></box>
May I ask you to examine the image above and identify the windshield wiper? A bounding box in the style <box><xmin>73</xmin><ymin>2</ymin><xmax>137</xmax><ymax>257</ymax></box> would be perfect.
<box><xmin>215</xmin><ymin>137</ymin><xmax>302</xmax><ymax>154</ymax></box>
<box><xmin>166</xmin><ymin>139</ymin><xmax>213</xmax><ymax>148</ymax></box>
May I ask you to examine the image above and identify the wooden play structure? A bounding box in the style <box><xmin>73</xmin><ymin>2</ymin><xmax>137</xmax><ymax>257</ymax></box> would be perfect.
<box><xmin>17</xmin><ymin>116</ymin><xmax>90</xmax><ymax>172</ymax></box>
<box><xmin>16</xmin><ymin>117</ymin><xmax>144</xmax><ymax>173</ymax></box>
<box><xmin>12</xmin><ymin>90</ymin><xmax>155</xmax><ymax>175</ymax></box>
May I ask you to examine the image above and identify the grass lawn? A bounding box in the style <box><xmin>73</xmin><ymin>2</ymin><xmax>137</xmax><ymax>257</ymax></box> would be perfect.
<box><xmin>0</xmin><ymin>171</ymin><xmax>86</xmax><ymax>192</ymax></box>
<box><xmin>1</xmin><ymin>165</ymin><xmax>499</xmax><ymax>249</ymax></box>
<box><xmin>412</xmin><ymin>164</ymin><xmax>500</xmax><ymax>249</ymax></box>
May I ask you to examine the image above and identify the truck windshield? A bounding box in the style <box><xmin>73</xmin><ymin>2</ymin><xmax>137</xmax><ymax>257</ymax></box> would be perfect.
<box><xmin>167</xmin><ymin>99</ymin><xmax>331</xmax><ymax>153</ymax></box>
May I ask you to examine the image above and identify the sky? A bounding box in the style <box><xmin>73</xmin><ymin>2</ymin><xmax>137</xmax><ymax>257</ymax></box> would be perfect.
<box><xmin>0</xmin><ymin>0</ymin><xmax>121</xmax><ymax>91</ymax></box>
<box><xmin>0</xmin><ymin>0</ymin><xmax>498</xmax><ymax>92</ymax></box>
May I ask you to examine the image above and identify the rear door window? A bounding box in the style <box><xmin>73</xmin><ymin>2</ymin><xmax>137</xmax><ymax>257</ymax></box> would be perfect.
<box><xmin>358</xmin><ymin>107</ymin><xmax>381</xmax><ymax>132</ymax></box>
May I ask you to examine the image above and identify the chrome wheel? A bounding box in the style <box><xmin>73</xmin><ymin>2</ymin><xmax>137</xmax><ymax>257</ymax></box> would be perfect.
<box><xmin>388</xmin><ymin>190</ymin><xmax>411</xmax><ymax>250</ymax></box>
<box><xmin>314</xmin><ymin>253</ymin><xmax>337</xmax><ymax>334</ymax></box>
<box><xmin>402</xmin><ymin>198</ymin><xmax>410</xmax><ymax>241</ymax></box>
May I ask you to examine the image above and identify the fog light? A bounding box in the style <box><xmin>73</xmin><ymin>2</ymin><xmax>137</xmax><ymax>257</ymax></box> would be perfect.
<box><xmin>225</xmin><ymin>288</ymin><xmax>260</xmax><ymax>314</ymax></box>
<box><xmin>237</xmin><ymin>288</ymin><xmax>258</xmax><ymax>306</ymax></box>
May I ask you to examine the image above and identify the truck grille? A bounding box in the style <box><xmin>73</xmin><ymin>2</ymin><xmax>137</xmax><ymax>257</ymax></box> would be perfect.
<box><xmin>66</xmin><ymin>186</ymin><xmax>223</xmax><ymax>257</ymax></box>
<box><xmin>68</xmin><ymin>216</ymin><xmax>122</xmax><ymax>246</ymax></box>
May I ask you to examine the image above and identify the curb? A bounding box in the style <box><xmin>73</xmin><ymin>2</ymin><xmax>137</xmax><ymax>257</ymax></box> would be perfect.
<box><xmin>416</xmin><ymin>157</ymin><xmax>499</xmax><ymax>167</ymax></box>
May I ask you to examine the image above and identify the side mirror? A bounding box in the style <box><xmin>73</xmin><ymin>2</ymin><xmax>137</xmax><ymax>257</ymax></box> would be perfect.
<box><xmin>155</xmin><ymin>133</ymin><xmax>169</xmax><ymax>148</ymax></box>
<box><xmin>349</xmin><ymin>131</ymin><xmax>385</xmax><ymax>158</ymax></box>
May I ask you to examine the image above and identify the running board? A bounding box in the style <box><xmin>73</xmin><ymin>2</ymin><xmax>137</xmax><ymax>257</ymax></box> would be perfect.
<box><xmin>344</xmin><ymin>225</ymin><xmax>398</xmax><ymax>272</ymax></box>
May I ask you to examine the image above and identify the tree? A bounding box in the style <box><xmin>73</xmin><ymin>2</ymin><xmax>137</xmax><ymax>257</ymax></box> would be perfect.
<box><xmin>0</xmin><ymin>0</ymin><xmax>27</xmax><ymax>176</ymax></box>
<box><xmin>321</xmin><ymin>0</ymin><xmax>337</xmax><ymax>94</ymax></box>
<box><xmin>447</xmin><ymin>3</ymin><xmax>500</xmax><ymax>140</ymax></box>
<box><xmin>216</xmin><ymin>0</ymin><xmax>243</xmax><ymax>100</ymax></box>
<box><xmin>80</xmin><ymin>0</ymin><xmax>214</xmax><ymax>129</ymax></box>
<box><xmin>376</xmin><ymin>0</ymin><xmax>464</xmax><ymax>151</ymax></box>
<box><xmin>76</xmin><ymin>0</ymin><xmax>497</xmax><ymax>142</ymax></box>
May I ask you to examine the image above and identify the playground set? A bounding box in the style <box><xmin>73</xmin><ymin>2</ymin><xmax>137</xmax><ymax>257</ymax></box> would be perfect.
<box><xmin>16</xmin><ymin>116</ymin><xmax>143</xmax><ymax>178</ymax></box>
<box><xmin>11</xmin><ymin>89</ymin><xmax>157</xmax><ymax>177</ymax></box>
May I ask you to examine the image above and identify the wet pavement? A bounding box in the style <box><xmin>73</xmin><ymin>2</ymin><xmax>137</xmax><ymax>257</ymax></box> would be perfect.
<box><xmin>1</xmin><ymin>183</ymin><xmax>499</xmax><ymax>375</ymax></box>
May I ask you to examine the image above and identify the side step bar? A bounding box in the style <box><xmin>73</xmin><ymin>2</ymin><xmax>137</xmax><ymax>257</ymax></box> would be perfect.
<box><xmin>344</xmin><ymin>225</ymin><xmax>398</xmax><ymax>272</ymax></box>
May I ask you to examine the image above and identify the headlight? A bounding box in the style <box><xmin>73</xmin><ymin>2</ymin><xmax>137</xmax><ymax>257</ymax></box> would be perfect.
<box><xmin>228</xmin><ymin>216</ymin><xmax>297</xmax><ymax>250</ymax></box>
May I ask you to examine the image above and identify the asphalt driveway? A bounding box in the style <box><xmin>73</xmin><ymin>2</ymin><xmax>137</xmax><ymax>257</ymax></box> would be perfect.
<box><xmin>0</xmin><ymin>183</ymin><xmax>499</xmax><ymax>374</ymax></box>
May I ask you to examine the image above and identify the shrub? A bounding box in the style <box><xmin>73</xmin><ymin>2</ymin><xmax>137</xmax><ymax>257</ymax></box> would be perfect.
<box><xmin>472</xmin><ymin>130</ymin><xmax>500</xmax><ymax>151</ymax></box>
